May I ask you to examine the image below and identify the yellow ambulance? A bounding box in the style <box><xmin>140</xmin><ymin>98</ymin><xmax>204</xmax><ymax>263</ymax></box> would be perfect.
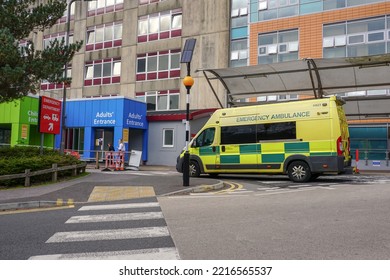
<box><xmin>176</xmin><ymin>96</ymin><xmax>352</xmax><ymax>182</ymax></box>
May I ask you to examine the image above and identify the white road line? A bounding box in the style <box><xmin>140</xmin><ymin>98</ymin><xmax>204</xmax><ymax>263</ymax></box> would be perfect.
<box><xmin>227</xmin><ymin>191</ymin><xmax>253</xmax><ymax>194</ymax></box>
<box><xmin>265</xmin><ymin>188</ymin><xmax>283</xmax><ymax>192</ymax></box>
<box><xmin>29</xmin><ymin>247</ymin><xmax>180</xmax><ymax>260</ymax></box>
<box><xmin>255</xmin><ymin>188</ymin><xmax>316</xmax><ymax>196</ymax></box>
<box><xmin>257</xmin><ymin>181</ymin><xmax>287</xmax><ymax>184</ymax></box>
<box><xmin>258</xmin><ymin>187</ymin><xmax>280</xmax><ymax>191</ymax></box>
<box><xmin>46</xmin><ymin>227</ymin><xmax>170</xmax><ymax>243</ymax></box>
<box><xmin>289</xmin><ymin>184</ymin><xmax>310</xmax><ymax>188</ymax></box>
<box><xmin>78</xmin><ymin>202</ymin><xmax>160</xmax><ymax>211</ymax></box>
<box><xmin>182</xmin><ymin>194</ymin><xmax>250</xmax><ymax>198</ymax></box>
<box><xmin>65</xmin><ymin>212</ymin><xmax>164</xmax><ymax>223</ymax></box>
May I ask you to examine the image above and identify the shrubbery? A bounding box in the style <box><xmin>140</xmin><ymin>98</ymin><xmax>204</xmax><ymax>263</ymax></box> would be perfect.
<box><xmin>0</xmin><ymin>146</ymin><xmax>82</xmax><ymax>187</ymax></box>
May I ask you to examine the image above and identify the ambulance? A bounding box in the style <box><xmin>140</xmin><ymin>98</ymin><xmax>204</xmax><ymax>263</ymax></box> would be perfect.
<box><xmin>176</xmin><ymin>96</ymin><xmax>352</xmax><ymax>182</ymax></box>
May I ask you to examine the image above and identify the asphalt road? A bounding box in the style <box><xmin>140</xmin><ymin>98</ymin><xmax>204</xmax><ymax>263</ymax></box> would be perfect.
<box><xmin>159</xmin><ymin>176</ymin><xmax>390</xmax><ymax>259</ymax></box>
<box><xmin>1</xmin><ymin>171</ymin><xmax>390</xmax><ymax>260</ymax></box>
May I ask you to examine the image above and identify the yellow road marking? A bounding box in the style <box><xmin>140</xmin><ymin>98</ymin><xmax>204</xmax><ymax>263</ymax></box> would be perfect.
<box><xmin>88</xmin><ymin>186</ymin><xmax>155</xmax><ymax>202</ymax></box>
<box><xmin>0</xmin><ymin>205</ymin><xmax>75</xmax><ymax>216</ymax></box>
<box><xmin>213</xmin><ymin>181</ymin><xmax>243</xmax><ymax>194</ymax></box>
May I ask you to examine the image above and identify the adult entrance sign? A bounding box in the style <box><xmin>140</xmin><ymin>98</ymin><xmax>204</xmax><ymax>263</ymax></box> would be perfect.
<box><xmin>39</xmin><ymin>96</ymin><xmax>61</xmax><ymax>135</ymax></box>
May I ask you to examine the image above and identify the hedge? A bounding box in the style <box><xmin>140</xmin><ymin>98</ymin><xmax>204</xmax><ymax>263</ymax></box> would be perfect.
<box><xmin>0</xmin><ymin>146</ymin><xmax>81</xmax><ymax>187</ymax></box>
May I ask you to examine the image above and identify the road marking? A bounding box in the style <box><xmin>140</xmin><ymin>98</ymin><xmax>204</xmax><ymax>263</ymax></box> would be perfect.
<box><xmin>289</xmin><ymin>184</ymin><xmax>310</xmax><ymax>188</ymax></box>
<box><xmin>46</xmin><ymin>227</ymin><xmax>170</xmax><ymax>243</ymax></box>
<box><xmin>29</xmin><ymin>247</ymin><xmax>180</xmax><ymax>260</ymax></box>
<box><xmin>255</xmin><ymin>188</ymin><xmax>317</xmax><ymax>196</ymax></box>
<box><xmin>79</xmin><ymin>202</ymin><xmax>160</xmax><ymax>211</ymax></box>
<box><xmin>258</xmin><ymin>181</ymin><xmax>287</xmax><ymax>184</ymax></box>
<box><xmin>0</xmin><ymin>205</ymin><xmax>74</xmax><ymax>216</ymax></box>
<box><xmin>264</xmin><ymin>187</ymin><xmax>283</xmax><ymax>191</ymax></box>
<box><xmin>88</xmin><ymin>186</ymin><xmax>155</xmax><ymax>202</ymax></box>
<box><xmin>65</xmin><ymin>212</ymin><xmax>164</xmax><ymax>223</ymax></box>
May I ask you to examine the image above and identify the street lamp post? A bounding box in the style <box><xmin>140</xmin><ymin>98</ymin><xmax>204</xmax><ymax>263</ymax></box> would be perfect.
<box><xmin>60</xmin><ymin>0</ymin><xmax>94</xmax><ymax>154</ymax></box>
<box><xmin>180</xmin><ymin>38</ymin><xmax>196</xmax><ymax>187</ymax></box>
<box><xmin>182</xmin><ymin>74</ymin><xmax>194</xmax><ymax>187</ymax></box>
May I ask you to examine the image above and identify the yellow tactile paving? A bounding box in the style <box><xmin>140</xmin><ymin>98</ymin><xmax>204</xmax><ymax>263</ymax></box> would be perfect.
<box><xmin>88</xmin><ymin>186</ymin><xmax>155</xmax><ymax>202</ymax></box>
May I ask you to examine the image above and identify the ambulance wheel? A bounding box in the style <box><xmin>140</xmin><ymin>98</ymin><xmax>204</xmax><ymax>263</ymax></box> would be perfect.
<box><xmin>287</xmin><ymin>161</ymin><xmax>311</xmax><ymax>183</ymax></box>
<box><xmin>189</xmin><ymin>161</ymin><xmax>201</xmax><ymax>177</ymax></box>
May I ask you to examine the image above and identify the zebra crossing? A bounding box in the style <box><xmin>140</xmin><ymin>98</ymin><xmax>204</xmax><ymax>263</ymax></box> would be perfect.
<box><xmin>28</xmin><ymin>198</ymin><xmax>180</xmax><ymax>260</ymax></box>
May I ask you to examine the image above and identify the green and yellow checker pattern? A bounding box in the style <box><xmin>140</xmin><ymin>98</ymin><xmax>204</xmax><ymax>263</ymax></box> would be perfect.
<box><xmin>198</xmin><ymin>141</ymin><xmax>335</xmax><ymax>172</ymax></box>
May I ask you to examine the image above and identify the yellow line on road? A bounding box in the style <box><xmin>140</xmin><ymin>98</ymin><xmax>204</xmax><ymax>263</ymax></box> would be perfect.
<box><xmin>213</xmin><ymin>181</ymin><xmax>243</xmax><ymax>194</ymax></box>
<box><xmin>0</xmin><ymin>205</ymin><xmax>75</xmax><ymax>216</ymax></box>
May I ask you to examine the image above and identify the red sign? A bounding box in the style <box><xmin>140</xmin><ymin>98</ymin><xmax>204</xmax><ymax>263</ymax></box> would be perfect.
<box><xmin>39</xmin><ymin>96</ymin><xmax>62</xmax><ymax>134</ymax></box>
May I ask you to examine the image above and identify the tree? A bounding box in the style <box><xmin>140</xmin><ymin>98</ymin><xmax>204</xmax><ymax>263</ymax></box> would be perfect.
<box><xmin>0</xmin><ymin>0</ymin><xmax>82</xmax><ymax>103</ymax></box>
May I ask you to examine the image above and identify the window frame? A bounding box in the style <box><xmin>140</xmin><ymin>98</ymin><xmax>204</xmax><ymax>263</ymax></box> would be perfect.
<box><xmin>162</xmin><ymin>128</ymin><xmax>174</xmax><ymax>148</ymax></box>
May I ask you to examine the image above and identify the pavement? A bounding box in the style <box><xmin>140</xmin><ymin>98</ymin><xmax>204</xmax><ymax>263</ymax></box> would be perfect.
<box><xmin>0</xmin><ymin>165</ymin><xmax>224</xmax><ymax>211</ymax></box>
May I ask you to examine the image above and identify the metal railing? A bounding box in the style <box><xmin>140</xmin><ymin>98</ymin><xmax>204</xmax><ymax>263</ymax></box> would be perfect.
<box><xmin>352</xmin><ymin>149</ymin><xmax>389</xmax><ymax>166</ymax></box>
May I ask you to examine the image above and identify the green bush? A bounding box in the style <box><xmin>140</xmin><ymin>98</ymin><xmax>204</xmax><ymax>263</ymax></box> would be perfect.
<box><xmin>0</xmin><ymin>146</ymin><xmax>82</xmax><ymax>187</ymax></box>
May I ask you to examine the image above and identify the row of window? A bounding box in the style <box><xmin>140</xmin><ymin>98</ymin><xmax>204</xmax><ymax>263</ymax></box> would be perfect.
<box><xmin>63</xmin><ymin>127</ymin><xmax>175</xmax><ymax>151</ymax></box>
<box><xmin>253</xmin><ymin>16</ymin><xmax>390</xmax><ymax>64</ymax></box>
<box><xmin>323</xmin><ymin>16</ymin><xmax>390</xmax><ymax>58</ymax></box>
<box><xmin>43</xmin><ymin>33</ymin><xmax>73</xmax><ymax>49</ymax></box>
<box><xmin>84</xmin><ymin>58</ymin><xmax>121</xmax><ymax>86</ymax></box>
<box><xmin>194</xmin><ymin>122</ymin><xmax>296</xmax><ymax>147</ymax></box>
<box><xmin>136</xmin><ymin>90</ymin><xmax>180</xmax><ymax>111</ymax></box>
<box><xmin>44</xmin><ymin>24</ymin><xmax>121</xmax><ymax>53</ymax></box>
<box><xmin>258</xmin><ymin>29</ymin><xmax>299</xmax><ymax>64</ymax></box>
<box><xmin>86</xmin><ymin>22</ymin><xmax>122</xmax><ymax>51</ymax></box>
<box><xmin>138</xmin><ymin>9</ymin><xmax>182</xmax><ymax>42</ymax></box>
<box><xmin>252</xmin><ymin>0</ymin><xmax>385</xmax><ymax>22</ymax></box>
<box><xmin>87</xmin><ymin>0</ymin><xmax>123</xmax><ymax>17</ymax></box>
<box><xmin>136</xmin><ymin>50</ymin><xmax>181</xmax><ymax>81</ymax></box>
<box><xmin>221</xmin><ymin>122</ymin><xmax>296</xmax><ymax>145</ymax></box>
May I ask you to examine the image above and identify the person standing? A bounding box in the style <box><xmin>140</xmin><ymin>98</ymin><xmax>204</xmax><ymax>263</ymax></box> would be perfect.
<box><xmin>108</xmin><ymin>143</ymin><xmax>115</xmax><ymax>151</ymax></box>
<box><xmin>107</xmin><ymin>143</ymin><xmax>115</xmax><ymax>166</ymax></box>
<box><xmin>117</xmin><ymin>139</ymin><xmax>125</xmax><ymax>170</ymax></box>
<box><xmin>117</xmin><ymin>139</ymin><xmax>125</xmax><ymax>152</ymax></box>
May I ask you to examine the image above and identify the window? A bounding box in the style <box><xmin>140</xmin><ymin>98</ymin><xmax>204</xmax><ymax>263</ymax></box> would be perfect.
<box><xmin>136</xmin><ymin>89</ymin><xmax>180</xmax><ymax>111</ymax></box>
<box><xmin>258</xmin><ymin>0</ymin><xmax>299</xmax><ymax>21</ymax></box>
<box><xmin>323</xmin><ymin>16</ymin><xmax>390</xmax><ymax>58</ymax></box>
<box><xmin>41</xmin><ymin>67</ymin><xmax>72</xmax><ymax>91</ymax></box>
<box><xmin>86</xmin><ymin>22</ymin><xmax>122</xmax><ymax>51</ymax></box>
<box><xmin>0</xmin><ymin>128</ymin><xmax>11</xmax><ymax>145</ymax></box>
<box><xmin>163</xmin><ymin>129</ymin><xmax>174</xmax><ymax>147</ymax></box>
<box><xmin>257</xmin><ymin>122</ymin><xmax>296</xmax><ymax>141</ymax></box>
<box><xmin>137</xmin><ymin>9</ymin><xmax>182</xmax><ymax>43</ymax></box>
<box><xmin>230</xmin><ymin>39</ymin><xmax>248</xmax><ymax>67</ymax></box>
<box><xmin>43</xmin><ymin>33</ymin><xmax>74</xmax><ymax>49</ymax></box>
<box><xmin>64</xmin><ymin>128</ymin><xmax>85</xmax><ymax>154</ymax></box>
<box><xmin>258</xmin><ymin>30</ymin><xmax>299</xmax><ymax>64</ymax></box>
<box><xmin>88</xmin><ymin>0</ymin><xmax>123</xmax><ymax>16</ymax></box>
<box><xmin>139</xmin><ymin>0</ymin><xmax>162</xmax><ymax>5</ymax></box>
<box><xmin>136</xmin><ymin>50</ymin><xmax>181</xmax><ymax>81</ymax></box>
<box><xmin>84</xmin><ymin>58</ymin><xmax>121</xmax><ymax>86</ymax></box>
<box><xmin>221</xmin><ymin>125</ymin><xmax>257</xmax><ymax>144</ymax></box>
<box><xmin>195</xmin><ymin>128</ymin><xmax>215</xmax><ymax>147</ymax></box>
<box><xmin>221</xmin><ymin>122</ymin><xmax>296</xmax><ymax>145</ymax></box>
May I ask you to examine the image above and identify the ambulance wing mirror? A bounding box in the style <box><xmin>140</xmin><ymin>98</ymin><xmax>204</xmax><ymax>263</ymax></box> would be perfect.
<box><xmin>191</xmin><ymin>140</ymin><xmax>197</xmax><ymax>148</ymax></box>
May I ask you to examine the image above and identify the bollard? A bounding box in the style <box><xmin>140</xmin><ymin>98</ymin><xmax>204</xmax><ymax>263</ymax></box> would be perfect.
<box><xmin>355</xmin><ymin>149</ymin><xmax>360</xmax><ymax>174</ymax></box>
<box><xmin>95</xmin><ymin>151</ymin><xmax>99</xmax><ymax>169</ymax></box>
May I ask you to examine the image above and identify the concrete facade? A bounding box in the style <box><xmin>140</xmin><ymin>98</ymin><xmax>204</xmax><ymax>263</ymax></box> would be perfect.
<box><xmin>30</xmin><ymin>0</ymin><xmax>230</xmax><ymax>166</ymax></box>
<box><xmin>26</xmin><ymin>0</ymin><xmax>390</xmax><ymax>169</ymax></box>
<box><xmin>39</xmin><ymin>0</ymin><xmax>230</xmax><ymax>110</ymax></box>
